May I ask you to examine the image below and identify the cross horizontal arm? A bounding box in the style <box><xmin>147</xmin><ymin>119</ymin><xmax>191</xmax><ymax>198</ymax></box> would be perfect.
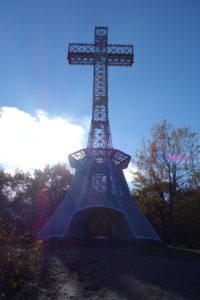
<box><xmin>68</xmin><ymin>43</ymin><xmax>95</xmax><ymax>65</ymax></box>
<box><xmin>68</xmin><ymin>43</ymin><xmax>134</xmax><ymax>66</ymax></box>
<box><xmin>107</xmin><ymin>44</ymin><xmax>134</xmax><ymax>66</ymax></box>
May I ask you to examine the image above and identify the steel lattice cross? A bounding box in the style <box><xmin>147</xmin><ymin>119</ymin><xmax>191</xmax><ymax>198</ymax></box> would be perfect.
<box><xmin>37</xmin><ymin>27</ymin><xmax>161</xmax><ymax>243</ymax></box>
<box><xmin>68</xmin><ymin>27</ymin><xmax>134</xmax><ymax>149</ymax></box>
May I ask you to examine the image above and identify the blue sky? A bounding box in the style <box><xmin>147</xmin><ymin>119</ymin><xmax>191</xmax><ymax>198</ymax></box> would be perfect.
<box><xmin>0</xmin><ymin>0</ymin><xmax>200</xmax><ymax>173</ymax></box>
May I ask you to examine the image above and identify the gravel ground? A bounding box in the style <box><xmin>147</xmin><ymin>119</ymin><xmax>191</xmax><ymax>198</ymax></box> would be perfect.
<box><xmin>38</xmin><ymin>242</ymin><xmax>200</xmax><ymax>300</ymax></box>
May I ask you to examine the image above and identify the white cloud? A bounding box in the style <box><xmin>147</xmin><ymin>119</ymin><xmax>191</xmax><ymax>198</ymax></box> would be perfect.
<box><xmin>123</xmin><ymin>161</ymin><xmax>137</xmax><ymax>185</ymax></box>
<box><xmin>0</xmin><ymin>106</ymin><xmax>137</xmax><ymax>185</ymax></box>
<box><xmin>0</xmin><ymin>107</ymin><xmax>87</xmax><ymax>173</ymax></box>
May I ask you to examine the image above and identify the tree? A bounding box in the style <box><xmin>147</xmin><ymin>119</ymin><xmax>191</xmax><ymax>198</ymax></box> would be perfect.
<box><xmin>0</xmin><ymin>164</ymin><xmax>73</xmax><ymax>235</ymax></box>
<box><xmin>31</xmin><ymin>163</ymin><xmax>73</xmax><ymax>233</ymax></box>
<box><xmin>133</xmin><ymin>120</ymin><xmax>200</xmax><ymax>244</ymax></box>
<box><xmin>0</xmin><ymin>169</ymin><xmax>13</xmax><ymax>221</ymax></box>
<box><xmin>0</xmin><ymin>164</ymin><xmax>73</xmax><ymax>298</ymax></box>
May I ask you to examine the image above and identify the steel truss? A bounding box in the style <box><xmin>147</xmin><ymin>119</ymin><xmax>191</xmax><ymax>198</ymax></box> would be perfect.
<box><xmin>68</xmin><ymin>27</ymin><xmax>134</xmax><ymax>192</ymax></box>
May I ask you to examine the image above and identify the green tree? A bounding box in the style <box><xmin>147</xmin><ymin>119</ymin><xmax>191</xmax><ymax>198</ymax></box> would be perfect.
<box><xmin>0</xmin><ymin>164</ymin><xmax>73</xmax><ymax>235</ymax></box>
<box><xmin>31</xmin><ymin>163</ymin><xmax>73</xmax><ymax>233</ymax></box>
<box><xmin>133</xmin><ymin>120</ymin><xmax>200</xmax><ymax>245</ymax></box>
<box><xmin>0</xmin><ymin>169</ymin><xmax>13</xmax><ymax>221</ymax></box>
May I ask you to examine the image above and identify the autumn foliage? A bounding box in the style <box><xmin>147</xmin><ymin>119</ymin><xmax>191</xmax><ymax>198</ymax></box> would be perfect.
<box><xmin>133</xmin><ymin>120</ymin><xmax>200</xmax><ymax>247</ymax></box>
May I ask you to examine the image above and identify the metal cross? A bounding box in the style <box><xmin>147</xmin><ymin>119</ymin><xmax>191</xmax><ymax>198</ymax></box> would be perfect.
<box><xmin>68</xmin><ymin>26</ymin><xmax>134</xmax><ymax>149</ymax></box>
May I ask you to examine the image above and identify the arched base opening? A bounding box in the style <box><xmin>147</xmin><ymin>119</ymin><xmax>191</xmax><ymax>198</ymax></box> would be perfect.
<box><xmin>66</xmin><ymin>207</ymin><xmax>134</xmax><ymax>239</ymax></box>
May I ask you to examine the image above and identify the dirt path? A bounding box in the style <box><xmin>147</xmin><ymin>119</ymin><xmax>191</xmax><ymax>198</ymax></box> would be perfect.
<box><xmin>38</xmin><ymin>243</ymin><xmax>200</xmax><ymax>300</ymax></box>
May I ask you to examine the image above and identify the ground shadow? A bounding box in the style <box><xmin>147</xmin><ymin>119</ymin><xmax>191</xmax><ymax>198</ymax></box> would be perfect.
<box><xmin>39</xmin><ymin>240</ymin><xmax>200</xmax><ymax>300</ymax></box>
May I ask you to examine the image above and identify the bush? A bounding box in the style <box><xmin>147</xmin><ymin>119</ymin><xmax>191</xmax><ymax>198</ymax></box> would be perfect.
<box><xmin>0</xmin><ymin>219</ymin><xmax>43</xmax><ymax>299</ymax></box>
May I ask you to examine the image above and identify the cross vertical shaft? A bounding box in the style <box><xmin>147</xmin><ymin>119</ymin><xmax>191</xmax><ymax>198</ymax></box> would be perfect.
<box><xmin>88</xmin><ymin>27</ymin><xmax>111</xmax><ymax>149</ymax></box>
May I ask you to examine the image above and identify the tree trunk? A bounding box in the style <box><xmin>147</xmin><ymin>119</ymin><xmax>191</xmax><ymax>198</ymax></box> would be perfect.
<box><xmin>166</xmin><ymin>208</ymin><xmax>177</xmax><ymax>246</ymax></box>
